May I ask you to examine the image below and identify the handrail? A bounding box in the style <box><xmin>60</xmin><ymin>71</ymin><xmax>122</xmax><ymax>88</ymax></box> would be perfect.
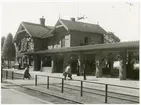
<box><xmin>107</xmin><ymin>84</ymin><xmax>139</xmax><ymax>90</ymax></box>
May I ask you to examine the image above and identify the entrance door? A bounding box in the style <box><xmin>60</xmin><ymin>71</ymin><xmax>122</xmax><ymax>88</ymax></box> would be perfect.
<box><xmin>56</xmin><ymin>56</ymin><xmax>63</xmax><ymax>73</ymax></box>
<box><xmin>70</xmin><ymin>54</ymin><xmax>78</xmax><ymax>74</ymax></box>
<box><xmin>34</xmin><ymin>56</ymin><xmax>41</xmax><ymax>71</ymax></box>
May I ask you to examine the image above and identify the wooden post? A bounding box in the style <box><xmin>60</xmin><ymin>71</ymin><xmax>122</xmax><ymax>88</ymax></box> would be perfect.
<box><xmin>79</xmin><ymin>52</ymin><xmax>84</xmax><ymax>76</ymax></box>
<box><xmin>1</xmin><ymin>67</ymin><xmax>3</xmax><ymax>83</ymax></box>
<box><xmin>35</xmin><ymin>75</ymin><xmax>37</xmax><ymax>86</ymax></box>
<box><xmin>12</xmin><ymin>72</ymin><xmax>14</xmax><ymax>80</ymax></box>
<box><xmin>6</xmin><ymin>71</ymin><xmax>8</xmax><ymax>79</ymax></box>
<box><xmin>119</xmin><ymin>51</ymin><xmax>127</xmax><ymax>80</ymax></box>
<box><xmin>8</xmin><ymin>61</ymin><xmax>10</xmax><ymax>68</ymax></box>
<box><xmin>95</xmin><ymin>52</ymin><xmax>103</xmax><ymax>78</ymax></box>
<box><xmin>63</xmin><ymin>53</ymin><xmax>69</xmax><ymax>72</ymax></box>
<box><xmin>52</xmin><ymin>55</ymin><xmax>56</xmax><ymax>73</ymax></box>
<box><xmin>61</xmin><ymin>78</ymin><xmax>64</xmax><ymax>93</ymax></box>
<box><xmin>81</xmin><ymin>81</ymin><xmax>83</xmax><ymax>96</ymax></box>
<box><xmin>105</xmin><ymin>84</ymin><xmax>108</xmax><ymax>103</ymax></box>
<box><xmin>47</xmin><ymin>76</ymin><xmax>49</xmax><ymax>89</ymax></box>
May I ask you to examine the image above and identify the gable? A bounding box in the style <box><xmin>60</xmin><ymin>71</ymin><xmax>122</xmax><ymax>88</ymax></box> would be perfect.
<box><xmin>49</xmin><ymin>20</ymin><xmax>69</xmax><ymax>35</ymax></box>
<box><xmin>17</xmin><ymin>24</ymin><xmax>25</xmax><ymax>33</ymax></box>
<box><xmin>14</xmin><ymin>23</ymin><xmax>28</xmax><ymax>44</ymax></box>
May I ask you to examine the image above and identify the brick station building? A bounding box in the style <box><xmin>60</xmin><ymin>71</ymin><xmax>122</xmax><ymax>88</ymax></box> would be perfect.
<box><xmin>14</xmin><ymin>17</ymin><xmax>139</xmax><ymax>80</ymax></box>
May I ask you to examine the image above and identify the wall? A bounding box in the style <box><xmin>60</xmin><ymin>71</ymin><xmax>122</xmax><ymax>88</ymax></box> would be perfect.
<box><xmin>47</xmin><ymin>27</ymin><xmax>70</xmax><ymax>49</ymax></box>
<box><xmin>33</xmin><ymin>38</ymin><xmax>48</xmax><ymax>51</ymax></box>
<box><xmin>70</xmin><ymin>30</ymin><xmax>104</xmax><ymax>46</ymax></box>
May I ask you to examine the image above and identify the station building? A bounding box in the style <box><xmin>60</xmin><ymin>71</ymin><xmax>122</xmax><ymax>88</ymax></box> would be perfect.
<box><xmin>14</xmin><ymin>17</ymin><xmax>139</xmax><ymax>80</ymax></box>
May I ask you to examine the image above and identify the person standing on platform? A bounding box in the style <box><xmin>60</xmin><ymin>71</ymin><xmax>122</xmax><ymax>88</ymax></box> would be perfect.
<box><xmin>77</xmin><ymin>58</ymin><xmax>81</xmax><ymax>76</ymax></box>
<box><xmin>83</xmin><ymin>57</ymin><xmax>88</xmax><ymax>80</ymax></box>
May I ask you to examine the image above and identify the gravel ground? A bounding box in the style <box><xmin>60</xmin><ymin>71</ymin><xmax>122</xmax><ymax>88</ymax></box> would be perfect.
<box><xmin>15</xmin><ymin>87</ymin><xmax>80</xmax><ymax>104</ymax></box>
<box><xmin>3</xmin><ymin>84</ymin><xmax>80</xmax><ymax>104</ymax></box>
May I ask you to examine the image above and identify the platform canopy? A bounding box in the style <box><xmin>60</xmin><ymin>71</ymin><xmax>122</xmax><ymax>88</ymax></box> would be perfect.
<box><xmin>23</xmin><ymin>41</ymin><xmax>139</xmax><ymax>55</ymax></box>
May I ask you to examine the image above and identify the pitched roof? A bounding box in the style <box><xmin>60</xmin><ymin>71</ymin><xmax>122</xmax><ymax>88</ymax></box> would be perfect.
<box><xmin>60</xmin><ymin>19</ymin><xmax>107</xmax><ymax>34</ymax></box>
<box><xmin>21</xmin><ymin>22</ymin><xmax>53</xmax><ymax>38</ymax></box>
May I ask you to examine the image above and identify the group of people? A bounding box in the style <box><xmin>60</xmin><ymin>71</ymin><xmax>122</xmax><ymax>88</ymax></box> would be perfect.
<box><xmin>23</xmin><ymin>57</ymin><xmax>88</xmax><ymax>80</ymax></box>
<box><xmin>63</xmin><ymin>57</ymin><xmax>88</xmax><ymax>80</ymax></box>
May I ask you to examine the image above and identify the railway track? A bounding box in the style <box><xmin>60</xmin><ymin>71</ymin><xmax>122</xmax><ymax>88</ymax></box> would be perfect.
<box><xmin>2</xmin><ymin>82</ymin><xmax>83</xmax><ymax>104</ymax></box>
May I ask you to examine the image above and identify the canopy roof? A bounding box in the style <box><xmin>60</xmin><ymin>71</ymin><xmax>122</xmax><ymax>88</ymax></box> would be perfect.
<box><xmin>23</xmin><ymin>41</ymin><xmax>139</xmax><ymax>55</ymax></box>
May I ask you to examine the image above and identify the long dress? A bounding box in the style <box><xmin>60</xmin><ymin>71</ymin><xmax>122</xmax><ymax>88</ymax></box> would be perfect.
<box><xmin>24</xmin><ymin>68</ymin><xmax>31</xmax><ymax>79</ymax></box>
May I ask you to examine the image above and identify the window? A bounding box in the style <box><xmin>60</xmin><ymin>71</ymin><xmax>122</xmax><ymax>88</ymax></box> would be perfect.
<box><xmin>84</xmin><ymin>37</ymin><xmax>88</xmax><ymax>45</ymax></box>
<box><xmin>61</xmin><ymin>37</ymin><xmax>65</xmax><ymax>47</ymax></box>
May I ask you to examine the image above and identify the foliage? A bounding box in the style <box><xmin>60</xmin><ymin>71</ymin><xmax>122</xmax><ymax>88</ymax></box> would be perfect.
<box><xmin>2</xmin><ymin>33</ymin><xmax>15</xmax><ymax>60</ymax></box>
<box><xmin>1</xmin><ymin>36</ymin><xmax>5</xmax><ymax>50</ymax></box>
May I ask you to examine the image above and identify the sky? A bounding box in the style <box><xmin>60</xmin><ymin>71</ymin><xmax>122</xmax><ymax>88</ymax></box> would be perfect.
<box><xmin>0</xmin><ymin>1</ymin><xmax>140</xmax><ymax>42</ymax></box>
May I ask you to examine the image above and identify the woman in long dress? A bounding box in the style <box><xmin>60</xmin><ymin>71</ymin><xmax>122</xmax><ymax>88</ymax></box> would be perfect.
<box><xmin>23</xmin><ymin>65</ymin><xmax>31</xmax><ymax>80</ymax></box>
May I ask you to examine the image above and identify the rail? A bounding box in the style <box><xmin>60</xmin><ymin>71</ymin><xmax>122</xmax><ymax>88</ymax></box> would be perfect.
<box><xmin>35</xmin><ymin>74</ymin><xmax>64</xmax><ymax>93</ymax></box>
<box><xmin>2</xmin><ymin>69</ymin><xmax>139</xmax><ymax>103</ymax></box>
<box><xmin>34</xmin><ymin>74</ymin><xmax>139</xmax><ymax>103</ymax></box>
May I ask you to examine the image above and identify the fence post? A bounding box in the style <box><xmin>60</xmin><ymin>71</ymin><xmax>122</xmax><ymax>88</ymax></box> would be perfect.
<box><xmin>6</xmin><ymin>71</ymin><xmax>8</xmax><ymax>79</ymax></box>
<box><xmin>35</xmin><ymin>75</ymin><xmax>37</xmax><ymax>86</ymax></box>
<box><xmin>47</xmin><ymin>76</ymin><xmax>49</xmax><ymax>89</ymax></box>
<box><xmin>105</xmin><ymin>84</ymin><xmax>108</xmax><ymax>103</ymax></box>
<box><xmin>1</xmin><ymin>68</ymin><xmax>3</xmax><ymax>83</ymax></box>
<box><xmin>12</xmin><ymin>72</ymin><xmax>14</xmax><ymax>80</ymax></box>
<box><xmin>81</xmin><ymin>81</ymin><xmax>83</xmax><ymax>97</ymax></box>
<box><xmin>61</xmin><ymin>78</ymin><xmax>64</xmax><ymax>93</ymax></box>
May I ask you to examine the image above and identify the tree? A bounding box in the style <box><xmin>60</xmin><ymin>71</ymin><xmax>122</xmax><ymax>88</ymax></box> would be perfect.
<box><xmin>1</xmin><ymin>36</ymin><xmax>5</xmax><ymax>50</ymax></box>
<box><xmin>2</xmin><ymin>33</ymin><xmax>15</xmax><ymax>68</ymax></box>
<box><xmin>104</xmin><ymin>32</ymin><xmax>120</xmax><ymax>43</ymax></box>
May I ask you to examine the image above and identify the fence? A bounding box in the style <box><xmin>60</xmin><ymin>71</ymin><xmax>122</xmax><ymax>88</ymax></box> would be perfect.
<box><xmin>2</xmin><ymin>70</ymin><xmax>24</xmax><ymax>80</ymax></box>
<box><xmin>2</xmin><ymin>69</ymin><xmax>139</xmax><ymax>103</ymax></box>
<box><xmin>34</xmin><ymin>74</ymin><xmax>139</xmax><ymax>103</ymax></box>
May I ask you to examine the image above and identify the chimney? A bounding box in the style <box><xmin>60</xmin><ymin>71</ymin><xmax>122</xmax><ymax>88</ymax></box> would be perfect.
<box><xmin>40</xmin><ymin>16</ymin><xmax>45</xmax><ymax>26</ymax></box>
<box><xmin>70</xmin><ymin>17</ymin><xmax>75</xmax><ymax>22</ymax></box>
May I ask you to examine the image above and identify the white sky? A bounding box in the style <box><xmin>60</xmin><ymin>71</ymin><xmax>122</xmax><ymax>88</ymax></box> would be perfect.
<box><xmin>0</xmin><ymin>1</ymin><xmax>140</xmax><ymax>41</ymax></box>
